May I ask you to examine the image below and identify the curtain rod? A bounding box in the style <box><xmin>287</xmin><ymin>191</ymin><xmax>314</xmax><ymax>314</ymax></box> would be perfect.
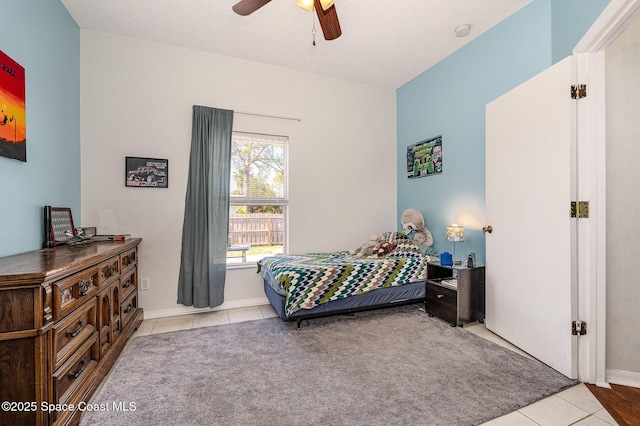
<box><xmin>234</xmin><ymin>111</ymin><xmax>301</xmax><ymax>122</ymax></box>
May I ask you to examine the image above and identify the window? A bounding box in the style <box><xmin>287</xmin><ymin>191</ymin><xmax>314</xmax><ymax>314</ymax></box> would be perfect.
<box><xmin>227</xmin><ymin>132</ymin><xmax>287</xmax><ymax>265</ymax></box>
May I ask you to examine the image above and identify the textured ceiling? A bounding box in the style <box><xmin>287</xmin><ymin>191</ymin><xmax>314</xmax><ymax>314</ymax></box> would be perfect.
<box><xmin>61</xmin><ymin>0</ymin><xmax>532</xmax><ymax>89</ymax></box>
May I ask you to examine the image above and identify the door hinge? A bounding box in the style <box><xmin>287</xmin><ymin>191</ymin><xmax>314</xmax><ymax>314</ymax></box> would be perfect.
<box><xmin>572</xmin><ymin>320</ymin><xmax>587</xmax><ymax>336</ymax></box>
<box><xmin>571</xmin><ymin>84</ymin><xmax>587</xmax><ymax>99</ymax></box>
<box><xmin>570</xmin><ymin>201</ymin><xmax>590</xmax><ymax>218</ymax></box>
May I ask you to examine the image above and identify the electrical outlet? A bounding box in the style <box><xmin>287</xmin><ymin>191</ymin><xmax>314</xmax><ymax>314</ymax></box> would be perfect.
<box><xmin>140</xmin><ymin>277</ymin><xmax>150</xmax><ymax>290</ymax></box>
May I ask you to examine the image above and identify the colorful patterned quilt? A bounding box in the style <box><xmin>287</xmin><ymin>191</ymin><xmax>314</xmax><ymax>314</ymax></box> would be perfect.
<box><xmin>259</xmin><ymin>232</ymin><xmax>428</xmax><ymax>317</ymax></box>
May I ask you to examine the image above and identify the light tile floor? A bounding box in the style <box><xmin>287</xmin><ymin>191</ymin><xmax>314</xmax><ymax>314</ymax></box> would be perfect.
<box><xmin>132</xmin><ymin>305</ymin><xmax>618</xmax><ymax>426</ymax></box>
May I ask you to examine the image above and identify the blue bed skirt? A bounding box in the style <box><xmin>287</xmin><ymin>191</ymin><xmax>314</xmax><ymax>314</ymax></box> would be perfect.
<box><xmin>264</xmin><ymin>279</ymin><xmax>426</xmax><ymax>321</ymax></box>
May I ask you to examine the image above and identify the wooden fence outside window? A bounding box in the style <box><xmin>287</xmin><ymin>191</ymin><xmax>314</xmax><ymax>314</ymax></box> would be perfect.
<box><xmin>228</xmin><ymin>214</ymin><xmax>284</xmax><ymax>246</ymax></box>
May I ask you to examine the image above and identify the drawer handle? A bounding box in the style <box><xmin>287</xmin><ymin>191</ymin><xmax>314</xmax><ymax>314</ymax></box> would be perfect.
<box><xmin>437</xmin><ymin>294</ymin><xmax>444</xmax><ymax>298</ymax></box>
<box><xmin>79</xmin><ymin>280</ymin><xmax>89</xmax><ymax>296</ymax></box>
<box><xmin>66</xmin><ymin>320</ymin><xmax>83</xmax><ymax>338</ymax></box>
<box><xmin>124</xmin><ymin>253</ymin><xmax>135</xmax><ymax>266</ymax></box>
<box><xmin>108</xmin><ymin>265</ymin><xmax>116</xmax><ymax>277</ymax></box>
<box><xmin>67</xmin><ymin>358</ymin><xmax>86</xmax><ymax>380</ymax></box>
<box><xmin>123</xmin><ymin>304</ymin><xmax>133</xmax><ymax>314</ymax></box>
<box><xmin>122</xmin><ymin>278</ymin><xmax>131</xmax><ymax>289</ymax></box>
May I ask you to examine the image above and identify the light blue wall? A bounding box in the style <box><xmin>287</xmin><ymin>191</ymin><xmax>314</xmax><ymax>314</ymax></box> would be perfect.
<box><xmin>551</xmin><ymin>0</ymin><xmax>611</xmax><ymax>63</ymax></box>
<box><xmin>396</xmin><ymin>0</ymin><xmax>608</xmax><ymax>264</ymax></box>
<box><xmin>0</xmin><ymin>1</ymin><xmax>80</xmax><ymax>257</ymax></box>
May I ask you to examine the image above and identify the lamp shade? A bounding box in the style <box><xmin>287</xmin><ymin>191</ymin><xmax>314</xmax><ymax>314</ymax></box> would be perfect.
<box><xmin>297</xmin><ymin>0</ymin><xmax>336</xmax><ymax>12</ymax></box>
<box><xmin>296</xmin><ymin>0</ymin><xmax>314</xmax><ymax>12</ymax></box>
<box><xmin>446</xmin><ymin>224</ymin><xmax>464</xmax><ymax>242</ymax></box>
<box><xmin>319</xmin><ymin>0</ymin><xmax>336</xmax><ymax>10</ymax></box>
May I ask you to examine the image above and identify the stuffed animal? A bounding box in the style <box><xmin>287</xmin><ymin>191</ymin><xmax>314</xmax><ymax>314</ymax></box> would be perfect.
<box><xmin>353</xmin><ymin>234</ymin><xmax>383</xmax><ymax>256</ymax></box>
<box><xmin>401</xmin><ymin>209</ymin><xmax>434</xmax><ymax>247</ymax></box>
<box><xmin>375</xmin><ymin>241</ymin><xmax>396</xmax><ymax>257</ymax></box>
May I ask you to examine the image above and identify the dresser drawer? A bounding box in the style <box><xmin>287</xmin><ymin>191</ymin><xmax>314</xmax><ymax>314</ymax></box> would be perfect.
<box><xmin>53</xmin><ymin>268</ymin><xmax>99</xmax><ymax>321</ymax></box>
<box><xmin>120</xmin><ymin>268</ymin><xmax>137</xmax><ymax>300</ymax></box>
<box><xmin>426</xmin><ymin>282</ymin><xmax>458</xmax><ymax>325</ymax></box>
<box><xmin>120</xmin><ymin>290</ymin><xmax>138</xmax><ymax>329</ymax></box>
<box><xmin>120</xmin><ymin>247</ymin><xmax>137</xmax><ymax>274</ymax></box>
<box><xmin>52</xmin><ymin>299</ymin><xmax>97</xmax><ymax>371</ymax></box>
<box><xmin>52</xmin><ymin>333</ymin><xmax>98</xmax><ymax>409</ymax></box>
<box><xmin>98</xmin><ymin>255</ymin><xmax>120</xmax><ymax>289</ymax></box>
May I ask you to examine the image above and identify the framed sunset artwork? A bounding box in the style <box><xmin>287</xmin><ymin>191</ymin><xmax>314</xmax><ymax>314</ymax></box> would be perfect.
<box><xmin>0</xmin><ymin>50</ymin><xmax>26</xmax><ymax>162</ymax></box>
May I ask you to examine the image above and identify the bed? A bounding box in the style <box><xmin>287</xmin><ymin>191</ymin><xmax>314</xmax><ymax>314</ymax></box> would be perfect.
<box><xmin>258</xmin><ymin>231</ymin><xmax>429</xmax><ymax>326</ymax></box>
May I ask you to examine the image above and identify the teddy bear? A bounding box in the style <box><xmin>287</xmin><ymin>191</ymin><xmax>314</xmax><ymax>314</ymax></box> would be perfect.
<box><xmin>401</xmin><ymin>209</ymin><xmax>434</xmax><ymax>247</ymax></box>
<box><xmin>352</xmin><ymin>234</ymin><xmax>383</xmax><ymax>256</ymax></box>
<box><xmin>374</xmin><ymin>241</ymin><xmax>396</xmax><ymax>257</ymax></box>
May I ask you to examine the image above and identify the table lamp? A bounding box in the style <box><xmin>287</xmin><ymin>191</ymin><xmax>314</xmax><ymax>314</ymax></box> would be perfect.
<box><xmin>446</xmin><ymin>224</ymin><xmax>464</xmax><ymax>265</ymax></box>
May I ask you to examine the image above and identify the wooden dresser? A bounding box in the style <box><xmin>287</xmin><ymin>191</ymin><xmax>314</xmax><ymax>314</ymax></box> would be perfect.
<box><xmin>0</xmin><ymin>239</ymin><xmax>143</xmax><ymax>426</ymax></box>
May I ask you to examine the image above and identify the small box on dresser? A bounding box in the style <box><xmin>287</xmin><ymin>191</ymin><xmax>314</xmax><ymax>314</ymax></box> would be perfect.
<box><xmin>0</xmin><ymin>238</ymin><xmax>143</xmax><ymax>426</ymax></box>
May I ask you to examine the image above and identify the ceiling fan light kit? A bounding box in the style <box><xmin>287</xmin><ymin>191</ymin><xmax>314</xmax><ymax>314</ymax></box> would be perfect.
<box><xmin>296</xmin><ymin>0</ymin><xmax>314</xmax><ymax>12</ymax></box>
<box><xmin>319</xmin><ymin>0</ymin><xmax>336</xmax><ymax>10</ymax></box>
<box><xmin>234</xmin><ymin>0</ymin><xmax>342</xmax><ymax>41</ymax></box>
<box><xmin>298</xmin><ymin>0</ymin><xmax>335</xmax><ymax>12</ymax></box>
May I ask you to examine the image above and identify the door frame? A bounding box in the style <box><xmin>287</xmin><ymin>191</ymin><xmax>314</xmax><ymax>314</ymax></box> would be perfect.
<box><xmin>573</xmin><ymin>0</ymin><xmax>640</xmax><ymax>387</ymax></box>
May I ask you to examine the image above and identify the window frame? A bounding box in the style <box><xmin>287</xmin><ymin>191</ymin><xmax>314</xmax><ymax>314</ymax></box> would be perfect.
<box><xmin>227</xmin><ymin>131</ymin><xmax>288</xmax><ymax>268</ymax></box>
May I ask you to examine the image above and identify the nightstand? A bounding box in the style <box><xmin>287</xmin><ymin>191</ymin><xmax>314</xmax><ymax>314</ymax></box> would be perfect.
<box><xmin>426</xmin><ymin>261</ymin><xmax>485</xmax><ymax>327</ymax></box>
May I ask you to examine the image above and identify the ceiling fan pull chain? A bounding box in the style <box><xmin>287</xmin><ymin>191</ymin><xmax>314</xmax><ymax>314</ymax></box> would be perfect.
<box><xmin>312</xmin><ymin>15</ymin><xmax>316</xmax><ymax>46</ymax></box>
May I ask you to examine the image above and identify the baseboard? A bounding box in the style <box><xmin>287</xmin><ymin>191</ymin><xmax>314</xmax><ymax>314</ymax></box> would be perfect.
<box><xmin>606</xmin><ymin>368</ymin><xmax>640</xmax><ymax>388</ymax></box>
<box><xmin>142</xmin><ymin>297</ymin><xmax>270</xmax><ymax>320</ymax></box>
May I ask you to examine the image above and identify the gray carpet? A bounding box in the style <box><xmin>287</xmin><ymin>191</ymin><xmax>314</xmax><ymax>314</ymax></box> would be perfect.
<box><xmin>81</xmin><ymin>305</ymin><xmax>577</xmax><ymax>426</ymax></box>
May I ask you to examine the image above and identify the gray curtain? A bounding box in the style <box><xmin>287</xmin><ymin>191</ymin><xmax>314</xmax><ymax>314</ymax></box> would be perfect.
<box><xmin>177</xmin><ymin>106</ymin><xmax>233</xmax><ymax>308</ymax></box>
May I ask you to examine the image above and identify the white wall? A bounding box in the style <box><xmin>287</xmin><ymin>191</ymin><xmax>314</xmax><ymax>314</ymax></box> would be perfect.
<box><xmin>605</xmin><ymin>13</ymin><xmax>640</xmax><ymax>380</ymax></box>
<box><xmin>79</xmin><ymin>30</ymin><xmax>397</xmax><ymax>318</ymax></box>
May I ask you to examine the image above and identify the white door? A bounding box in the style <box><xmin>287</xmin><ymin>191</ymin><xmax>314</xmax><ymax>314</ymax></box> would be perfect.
<box><xmin>485</xmin><ymin>57</ymin><xmax>577</xmax><ymax>378</ymax></box>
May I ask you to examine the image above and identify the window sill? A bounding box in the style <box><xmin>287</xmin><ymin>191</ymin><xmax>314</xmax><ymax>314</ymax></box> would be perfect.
<box><xmin>226</xmin><ymin>263</ymin><xmax>257</xmax><ymax>271</ymax></box>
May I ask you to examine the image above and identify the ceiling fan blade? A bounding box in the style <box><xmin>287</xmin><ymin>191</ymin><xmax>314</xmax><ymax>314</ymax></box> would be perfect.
<box><xmin>314</xmin><ymin>0</ymin><xmax>341</xmax><ymax>40</ymax></box>
<box><xmin>232</xmin><ymin>0</ymin><xmax>272</xmax><ymax>16</ymax></box>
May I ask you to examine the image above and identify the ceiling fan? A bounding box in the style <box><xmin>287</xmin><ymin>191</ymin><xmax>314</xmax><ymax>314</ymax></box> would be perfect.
<box><xmin>232</xmin><ymin>0</ymin><xmax>342</xmax><ymax>41</ymax></box>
